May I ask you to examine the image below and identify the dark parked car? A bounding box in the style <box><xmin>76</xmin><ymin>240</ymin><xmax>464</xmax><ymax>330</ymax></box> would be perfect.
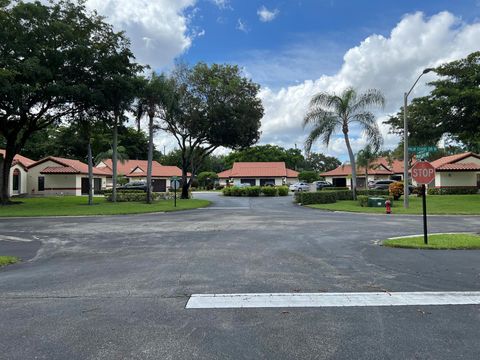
<box><xmin>314</xmin><ymin>180</ymin><xmax>333</xmax><ymax>190</ymax></box>
<box><xmin>117</xmin><ymin>181</ymin><xmax>148</xmax><ymax>191</ymax></box>
<box><xmin>369</xmin><ymin>179</ymin><xmax>415</xmax><ymax>193</ymax></box>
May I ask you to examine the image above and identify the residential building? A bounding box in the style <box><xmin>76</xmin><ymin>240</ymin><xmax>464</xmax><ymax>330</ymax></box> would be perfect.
<box><xmin>27</xmin><ymin>157</ymin><xmax>110</xmax><ymax>196</ymax></box>
<box><xmin>430</xmin><ymin>152</ymin><xmax>480</xmax><ymax>189</ymax></box>
<box><xmin>0</xmin><ymin>149</ymin><xmax>35</xmax><ymax>197</ymax></box>
<box><xmin>218</xmin><ymin>162</ymin><xmax>299</xmax><ymax>186</ymax></box>
<box><xmin>96</xmin><ymin>159</ymin><xmax>185</xmax><ymax>191</ymax></box>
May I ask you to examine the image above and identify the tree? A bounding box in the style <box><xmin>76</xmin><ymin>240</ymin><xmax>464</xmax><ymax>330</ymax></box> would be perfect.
<box><xmin>303</xmin><ymin>152</ymin><xmax>341</xmax><ymax>172</ymax></box>
<box><xmin>298</xmin><ymin>171</ymin><xmax>320</xmax><ymax>183</ymax></box>
<box><xmin>356</xmin><ymin>144</ymin><xmax>379</xmax><ymax>189</ymax></box>
<box><xmin>159</xmin><ymin>63</ymin><xmax>263</xmax><ymax>199</ymax></box>
<box><xmin>224</xmin><ymin>145</ymin><xmax>304</xmax><ymax>170</ymax></box>
<box><xmin>0</xmin><ymin>0</ymin><xmax>138</xmax><ymax>204</ymax></box>
<box><xmin>197</xmin><ymin>171</ymin><xmax>218</xmax><ymax>189</ymax></box>
<box><xmin>384</xmin><ymin>52</ymin><xmax>480</xmax><ymax>153</ymax></box>
<box><xmin>134</xmin><ymin>73</ymin><xmax>169</xmax><ymax>203</ymax></box>
<box><xmin>303</xmin><ymin>87</ymin><xmax>384</xmax><ymax>198</ymax></box>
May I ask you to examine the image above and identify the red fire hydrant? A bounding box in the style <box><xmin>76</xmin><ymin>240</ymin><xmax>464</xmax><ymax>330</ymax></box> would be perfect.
<box><xmin>385</xmin><ymin>199</ymin><xmax>391</xmax><ymax>214</ymax></box>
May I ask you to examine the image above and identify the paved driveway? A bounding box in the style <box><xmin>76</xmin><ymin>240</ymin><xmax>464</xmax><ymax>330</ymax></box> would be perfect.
<box><xmin>1</xmin><ymin>193</ymin><xmax>479</xmax><ymax>359</ymax></box>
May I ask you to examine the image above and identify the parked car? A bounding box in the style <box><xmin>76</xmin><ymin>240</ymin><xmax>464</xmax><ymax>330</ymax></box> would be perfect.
<box><xmin>289</xmin><ymin>182</ymin><xmax>310</xmax><ymax>192</ymax></box>
<box><xmin>368</xmin><ymin>179</ymin><xmax>415</xmax><ymax>193</ymax></box>
<box><xmin>117</xmin><ymin>181</ymin><xmax>148</xmax><ymax>191</ymax></box>
<box><xmin>314</xmin><ymin>180</ymin><xmax>333</xmax><ymax>190</ymax></box>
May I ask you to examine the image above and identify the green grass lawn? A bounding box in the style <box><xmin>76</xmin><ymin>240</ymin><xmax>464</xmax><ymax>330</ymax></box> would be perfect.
<box><xmin>308</xmin><ymin>195</ymin><xmax>480</xmax><ymax>215</ymax></box>
<box><xmin>383</xmin><ymin>233</ymin><xmax>480</xmax><ymax>249</ymax></box>
<box><xmin>0</xmin><ymin>256</ymin><xmax>19</xmax><ymax>266</ymax></box>
<box><xmin>0</xmin><ymin>196</ymin><xmax>211</xmax><ymax>217</ymax></box>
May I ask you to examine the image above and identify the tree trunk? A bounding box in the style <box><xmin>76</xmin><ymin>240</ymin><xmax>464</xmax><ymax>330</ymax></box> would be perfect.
<box><xmin>112</xmin><ymin>115</ymin><xmax>118</xmax><ymax>203</ymax></box>
<box><xmin>0</xmin><ymin>144</ymin><xmax>16</xmax><ymax>205</ymax></box>
<box><xmin>181</xmin><ymin>168</ymin><xmax>189</xmax><ymax>199</ymax></box>
<box><xmin>343</xmin><ymin>130</ymin><xmax>357</xmax><ymax>200</ymax></box>
<box><xmin>87</xmin><ymin>140</ymin><xmax>94</xmax><ymax>206</ymax></box>
<box><xmin>146</xmin><ymin>113</ymin><xmax>154</xmax><ymax>204</ymax></box>
<box><xmin>365</xmin><ymin>161</ymin><xmax>369</xmax><ymax>190</ymax></box>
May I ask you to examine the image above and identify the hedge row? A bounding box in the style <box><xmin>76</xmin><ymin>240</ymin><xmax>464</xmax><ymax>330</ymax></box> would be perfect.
<box><xmin>427</xmin><ymin>186</ymin><xmax>478</xmax><ymax>195</ymax></box>
<box><xmin>356</xmin><ymin>189</ymin><xmax>389</xmax><ymax>196</ymax></box>
<box><xmin>104</xmin><ymin>191</ymin><xmax>174</xmax><ymax>202</ymax></box>
<box><xmin>295</xmin><ymin>191</ymin><xmax>337</xmax><ymax>205</ymax></box>
<box><xmin>222</xmin><ymin>186</ymin><xmax>290</xmax><ymax>197</ymax></box>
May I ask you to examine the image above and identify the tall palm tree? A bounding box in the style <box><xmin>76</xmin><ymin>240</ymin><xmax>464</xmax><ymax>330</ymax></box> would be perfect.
<box><xmin>135</xmin><ymin>73</ymin><xmax>170</xmax><ymax>204</ymax></box>
<box><xmin>356</xmin><ymin>144</ymin><xmax>380</xmax><ymax>189</ymax></box>
<box><xmin>303</xmin><ymin>87</ymin><xmax>385</xmax><ymax>198</ymax></box>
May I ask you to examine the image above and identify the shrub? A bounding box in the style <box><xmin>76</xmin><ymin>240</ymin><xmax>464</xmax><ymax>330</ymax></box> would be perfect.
<box><xmin>104</xmin><ymin>191</ymin><xmax>171</xmax><ymax>202</ymax></box>
<box><xmin>262</xmin><ymin>186</ymin><xmax>278</xmax><ymax>196</ymax></box>
<box><xmin>327</xmin><ymin>189</ymin><xmax>353</xmax><ymax>200</ymax></box>
<box><xmin>246</xmin><ymin>186</ymin><xmax>261</xmax><ymax>197</ymax></box>
<box><xmin>389</xmin><ymin>181</ymin><xmax>404</xmax><ymax>200</ymax></box>
<box><xmin>277</xmin><ymin>186</ymin><xmax>289</xmax><ymax>196</ymax></box>
<box><xmin>427</xmin><ymin>186</ymin><xmax>478</xmax><ymax>195</ymax></box>
<box><xmin>358</xmin><ymin>195</ymin><xmax>369</xmax><ymax>207</ymax></box>
<box><xmin>329</xmin><ymin>187</ymin><xmax>349</xmax><ymax>191</ymax></box>
<box><xmin>356</xmin><ymin>189</ymin><xmax>389</xmax><ymax>196</ymax></box>
<box><xmin>215</xmin><ymin>184</ymin><xmax>225</xmax><ymax>190</ymax></box>
<box><xmin>222</xmin><ymin>187</ymin><xmax>232</xmax><ymax>196</ymax></box>
<box><xmin>295</xmin><ymin>191</ymin><xmax>337</xmax><ymax>205</ymax></box>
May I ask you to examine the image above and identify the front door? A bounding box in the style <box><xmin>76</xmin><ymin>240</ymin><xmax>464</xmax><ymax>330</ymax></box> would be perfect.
<box><xmin>81</xmin><ymin>178</ymin><xmax>89</xmax><ymax>195</ymax></box>
<box><xmin>12</xmin><ymin>169</ymin><xmax>20</xmax><ymax>193</ymax></box>
<box><xmin>152</xmin><ymin>179</ymin><xmax>166</xmax><ymax>192</ymax></box>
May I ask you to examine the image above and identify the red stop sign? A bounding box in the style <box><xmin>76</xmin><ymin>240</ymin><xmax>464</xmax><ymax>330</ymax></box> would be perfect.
<box><xmin>411</xmin><ymin>161</ymin><xmax>436</xmax><ymax>184</ymax></box>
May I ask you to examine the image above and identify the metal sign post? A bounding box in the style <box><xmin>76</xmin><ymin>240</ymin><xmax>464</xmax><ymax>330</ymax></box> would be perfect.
<box><xmin>171</xmin><ymin>177</ymin><xmax>180</xmax><ymax>208</ymax></box>
<box><xmin>411</xmin><ymin>161</ymin><xmax>436</xmax><ymax>245</ymax></box>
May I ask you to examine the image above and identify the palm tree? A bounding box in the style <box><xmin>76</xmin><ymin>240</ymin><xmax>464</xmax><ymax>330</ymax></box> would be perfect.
<box><xmin>356</xmin><ymin>144</ymin><xmax>380</xmax><ymax>189</ymax></box>
<box><xmin>135</xmin><ymin>73</ymin><xmax>168</xmax><ymax>204</ymax></box>
<box><xmin>303</xmin><ymin>87</ymin><xmax>385</xmax><ymax>198</ymax></box>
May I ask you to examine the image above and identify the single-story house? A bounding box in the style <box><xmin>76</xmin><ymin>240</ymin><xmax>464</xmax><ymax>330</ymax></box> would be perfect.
<box><xmin>96</xmin><ymin>159</ymin><xmax>185</xmax><ymax>192</ymax></box>
<box><xmin>218</xmin><ymin>162</ymin><xmax>299</xmax><ymax>186</ymax></box>
<box><xmin>321</xmin><ymin>161</ymin><xmax>399</xmax><ymax>189</ymax></box>
<box><xmin>0</xmin><ymin>149</ymin><xmax>35</xmax><ymax>197</ymax></box>
<box><xmin>430</xmin><ymin>152</ymin><xmax>480</xmax><ymax>189</ymax></box>
<box><xmin>27</xmin><ymin>156</ymin><xmax>110</xmax><ymax>196</ymax></box>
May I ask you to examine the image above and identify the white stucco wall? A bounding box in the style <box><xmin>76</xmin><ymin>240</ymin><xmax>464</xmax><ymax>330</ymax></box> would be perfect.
<box><xmin>231</xmin><ymin>177</ymin><xmax>285</xmax><ymax>186</ymax></box>
<box><xmin>8</xmin><ymin>164</ymin><xmax>28</xmax><ymax>196</ymax></box>
<box><xmin>435</xmin><ymin>171</ymin><xmax>477</xmax><ymax>187</ymax></box>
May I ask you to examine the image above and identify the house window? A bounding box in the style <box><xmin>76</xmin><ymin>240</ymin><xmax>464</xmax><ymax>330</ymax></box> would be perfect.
<box><xmin>38</xmin><ymin>176</ymin><xmax>45</xmax><ymax>191</ymax></box>
<box><xmin>240</xmin><ymin>179</ymin><xmax>256</xmax><ymax>186</ymax></box>
<box><xmin>12</xmin><ymin>169</ymin><xmax>20</xmax><ymax>191</ymax></box>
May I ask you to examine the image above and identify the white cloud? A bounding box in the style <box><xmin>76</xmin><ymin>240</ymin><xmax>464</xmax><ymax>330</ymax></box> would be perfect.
<box><xmin>211</xmin><ymin>0</ymin><xmax>231</xmax><ymax>10</ymax></box>
<box><xmin>257</xmin><ymin>6</ymin><xmax>279</xmax><ymax>22</ymax></box>
<box><xmin>236</xmin><ymin>18</ymin><xmax>250</xmax><ymax>33</ymax></box>
<box><xmin>84</xmin><ymin>0</ymin><xmax>197</xmax><ymax>68</ymax></box>
<box><xmin>256</xmin><ymin>11</ymin><xmax>480</xmax><ymax>160</ymax></box>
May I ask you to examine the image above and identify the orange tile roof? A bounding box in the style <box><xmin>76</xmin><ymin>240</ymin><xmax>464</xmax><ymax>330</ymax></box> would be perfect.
<box><xmin>97</xmin><ymin>159</ymin><xmax>152</xmax><ymax>176</ymax></box>
<box><xmin>321</xmin><ymin>163</ymin><xmax>393</xmax><ymax>177</ymax></box>
<box><xmin>127</xmin><ymin>163</ymin><xmax>184</xmax><ymax>177</ymax></box>
<box><xmin>30</xmin><ymin>156</ymin><xmax>110</xmax><ymax>176</ymax></box>
<box><xmin>0</xmin><ymin>149</ymin><xmax>35</xmax><ymax>167</ymax></box>
<box><xmin>430</xmin><ymin>152</ymin><xmax>479</xmax><ymax>169</ymax></box>
<box><xmin>436</xmin><ymin>162</ymin><xmax>480</xmax><ymax>171</ymax></box>
<box><xmin>218</xmin><ymin>162</ymin><xmax>298</xmax><ymax>178</ymax></box>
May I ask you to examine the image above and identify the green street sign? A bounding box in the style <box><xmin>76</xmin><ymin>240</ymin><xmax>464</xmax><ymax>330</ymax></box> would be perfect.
<box><xmin>408</xmin><ymin>146</ymin><xmax>437</xmax><ymax>153</ymax></box>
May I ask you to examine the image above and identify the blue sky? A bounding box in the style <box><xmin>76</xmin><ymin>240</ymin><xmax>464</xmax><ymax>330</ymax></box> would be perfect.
<box><xmin>84</xmin><ymin>0</ymin><xmax>480</xmax><ymax>160</ymax></box>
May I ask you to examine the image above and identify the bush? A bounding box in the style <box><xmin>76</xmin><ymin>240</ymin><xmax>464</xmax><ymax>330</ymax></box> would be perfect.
<box><xmin>358</xmin><ymin>195</ymin><xmax>369</xmax><ymax>207</ymax></box>
<box><xmin>295</xmin><ymin>191</ymin><xmax>337</xmax><ymax>205</ymax></box>
<box><xmin>356</xmin><ymin>189</ymin><xmax>389</xmax><ymax>196</ymax></box>
<box><xmin>389</xmin><ymin>181</ymin><xmax>404</xmax><ymax>200</ymax></box>
<box><xmin>427</xmin><ymin>186</ymin><xmax>478</xmax><ymax>195</ymax></box>
<box><xmin>327</xmin><ymin>189</ymin><xmax>353</xmax><ymax>200</ymax></box>
<box><xmin>329</xmin><ymin>187</ymin><xmax>349</xmax><ymax>191</ymax></box>
<box><xmin>215</xmin><ymin>184</ymin><xmax>224</xmax><ymax>190</ymax></box>
<box><xmin>277</xmin><ymin>186</ymin><xmax>289</xmax><ymax>196</ymax></box>
<box><xmin>261</xmin><ymin>186</ymin><xmax>278</xmax><ymax>196</ymax></box>
<box><xmin>104</xmin><ymin>191</ymin><xmax>171</xmax><ymax>202</ymax></box>
<box><xmin>246</xmin><ymin>186</ymin><xmax>261</xmax><ymax>197</ymax></box>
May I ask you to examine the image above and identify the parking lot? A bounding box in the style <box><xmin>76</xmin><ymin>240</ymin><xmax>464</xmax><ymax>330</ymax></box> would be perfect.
<box><xmin>1</xmin><ymin>193</ymin><xmax>480</xmax><ymax>359</ymax></box>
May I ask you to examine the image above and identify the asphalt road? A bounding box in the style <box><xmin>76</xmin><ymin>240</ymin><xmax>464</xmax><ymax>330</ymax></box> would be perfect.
<box><xmin>1</xmin><ymin>193</ymin><xmax>479</xmax><ymax>359</ymax></box>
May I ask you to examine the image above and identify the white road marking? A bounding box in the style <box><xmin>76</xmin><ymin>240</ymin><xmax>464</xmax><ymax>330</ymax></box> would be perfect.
<box><xmin>186</xmin><ymin>292</ymin><xmax>480</xmax><ymax>309</ymax></box>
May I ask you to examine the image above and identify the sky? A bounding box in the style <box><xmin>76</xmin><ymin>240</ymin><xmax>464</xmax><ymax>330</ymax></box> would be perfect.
<box><xmin>82</xmin><ymin>0</ymin><xmax>480</xmax><ymax>161</ymax></box>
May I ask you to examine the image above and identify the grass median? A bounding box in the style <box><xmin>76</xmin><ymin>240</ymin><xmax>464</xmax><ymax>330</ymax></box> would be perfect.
<box><xmin>383</xmin><ymin>233</ymin><xmax>480</xmax><ymax>249</ymax></box>
<box><xmin>308</xmin><ymin>194</ymin><xmax>480</xmax><ymax>215</ymax></box>
<box><xmin>0</xmin><ymin>256</ymin><xmax>19</xmax><ymax>266</ymax></box>
<box><xmin>0</xmin><ymin>196</ymin><xmax>211</xmax><ymax>217</ymax></box>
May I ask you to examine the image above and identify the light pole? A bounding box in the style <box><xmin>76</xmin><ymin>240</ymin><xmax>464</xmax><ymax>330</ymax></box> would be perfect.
<box><xmin>403</xmin><ymin>68</ymin><xmax>434</xmax><ymax>208</ymax></box>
